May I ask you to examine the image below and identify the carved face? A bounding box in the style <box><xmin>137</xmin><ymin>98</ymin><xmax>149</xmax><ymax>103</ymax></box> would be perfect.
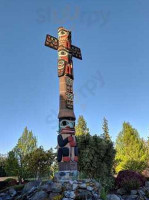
<box><xmin>58</xmin><ymin>50</ymin><xmax>69</xmax><ymax>62</ymax></box>
<box><xmin>59</xmin><ymin>119</ymin><xmax>75</xmax><ymax>130</ymax></box>
<box><xmin>58</xmin><ymin>59</ymin><xmax>65</xmax><ymax>77</ymax></box>
<box><xmin>58</xmin><ymin>29</ymin><xmax>70</xmax><ymax>39</ymax></box>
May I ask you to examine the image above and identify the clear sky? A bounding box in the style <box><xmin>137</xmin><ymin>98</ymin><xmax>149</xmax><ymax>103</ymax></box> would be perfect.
<box><xmin>0</xmin><ymin>0</ymin><xmax>149</xmax><ymax>154</ymax></box>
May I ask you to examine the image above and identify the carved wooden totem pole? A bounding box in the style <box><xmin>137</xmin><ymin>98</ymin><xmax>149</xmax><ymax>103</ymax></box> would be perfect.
<box><xmin>45</xmin><ymin>27</ymin><xmax>82</xmax><ymax>171</ymax></box>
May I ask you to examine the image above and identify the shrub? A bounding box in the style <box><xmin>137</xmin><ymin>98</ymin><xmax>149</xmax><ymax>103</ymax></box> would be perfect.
<box><xmin>77</xmin><ymin>134</ymin><xmax>116</xmax><ymax>191</ymax></box>
<box><xmin>4</xmin><ymin>178</ymin><xmax>17</xmax><ymax>186</ymax></box>
<box><xmin>116</xmin><ymin>170</ymin><xmax>145</xmax><ymax>192</ymax></box>
<box><xmin>100</xmin><ymin>187</ymin><xmax>108</xmax><ymax>200</ymax></box>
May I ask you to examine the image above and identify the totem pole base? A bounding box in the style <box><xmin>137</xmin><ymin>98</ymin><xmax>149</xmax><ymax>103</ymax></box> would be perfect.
<box><xmin>58</xmin><ymin>162</ymin><xmax>77</xmax><ymax>171</ymax></box>
<box><xmin>54</xmin><ymin>170</ymin><xmax>78</xmax><ymax>182</ymax></box>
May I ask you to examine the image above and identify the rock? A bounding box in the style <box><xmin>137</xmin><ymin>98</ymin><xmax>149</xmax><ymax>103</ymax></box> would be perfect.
<box><xmin>63</xmin><ymin>182</ymin><xmax>73</xmax><ymax>190</ymax></box>
<box><xmin>117</xmin><ymin>188</ymin><xmax>127</xmax><ymax>195</ymax></box>
<box><xmin>1</xmin><ymin>194</ymin><xmax>12</xmax><ymax>200</ymax></box>
<box><xmin>40</xmin><ymin>182</ymin><xmax>53</xmax><ymax>192</ymax></box>
<box><xmin>87</xmin><ymin>186</ymin><xmax>93</xmax><ymax>191</ymax></box>
<box><xmin>62</xmin><ymin>199</ymin><xmax>71</xmax><ymax>200</ymax></box>
<box><xmin>93</xmin><ymin>180</ymin><xmax>102</xmax><ymax>189</ymax></box>
<box><xmin>145</xmin><ymin>182</ymin><xmax>149</xmax><ymax>187</ymax></box>
<box><xmin>51</xmin><ymin>182</ymin><xmax>62</xmax><ymax>193</ymax></box>
<box><xmin>138</xmin><ymin>189</ymin><xmax>145</xmax><ymax>196</ymax></box>
<box><xmin>54</xmin><ymin>171</ymin><xmax>78</xmax><ymax>181</ymax></box>
<box><xmin>92</xmin><ymin>192</ymin><xmax>100</xmax><ymax>200</ymax></box>
<box><xmin>76</xmin><ymin>189</ymin><xmax>92</xmax><ymax>199</ymax></box>
<box><xmin>131</xmin><ymin>190</ymin><xmax>138</xmax><ymax>195</ymax></box>
<box><xmin>72</xmin><ymin>183</ymin><xmax>78</xmax><ymax>190</ymax></box>
<box><xmin>8</xmin><ymin>188</ymin><xmax>17</xmax><ymax>197</ymax></box>
<box><xmin>79</xmin><ymin>183</ymin><xmax>87</xmax><ymax>189</ymax></box>
<box><xmin>64</xmin><ymin>191</ymin><xmax>75</xmax><ymax>199</ymax></box>
<box><xmin>0</xmin><ymin>193</ymin><xmax>6</xmax><ymax>197</ymax></box>
<box><xmin>62</xmin><ymin>198</ymin><xmax>71</xmax><ymax>200</ymax></box>
<box><xmin>22</xmin><ymin>181</ymin><xmax>41</xmax><ymax>193</ymax></box>
<box><xmin>125</xmin><ymin>195</ymin><xmax>138</xmax><ymax>200</ymax></box>
<box><xmin>31</xmin><ymin>190</ymin><xmax>48</xmax><ymax>200</ymax></box>
<box><xmin>107</xmin><ymin>194</ymin><xmax>121</xmax><ymax>200</ymax></box>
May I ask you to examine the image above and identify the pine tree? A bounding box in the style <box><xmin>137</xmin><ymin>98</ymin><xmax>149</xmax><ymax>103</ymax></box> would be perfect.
<box><xmin>5</xmin><ymin>151</ymin><xmax>20</xmax><ymax>176</ymax></box>
<box><xmin>115</xmin><ymin>122</ymin><xmax>148</xmax><ymax>173</ymax></box>
<box><xmin>75</xmin><ymin>115</ymin><xmax>89</xmax><ymax>136</ymax></box>
<box><xmin>102</xmin><ymin>117</ymin><xmax>111</xmax><ymax>141</ymax></box>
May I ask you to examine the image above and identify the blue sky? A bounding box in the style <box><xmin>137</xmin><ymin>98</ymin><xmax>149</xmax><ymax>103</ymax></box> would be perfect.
<box><xmin>0</xmin><ymin>0</ymin><xmax>149</xmax><ymax>154</ymax></box>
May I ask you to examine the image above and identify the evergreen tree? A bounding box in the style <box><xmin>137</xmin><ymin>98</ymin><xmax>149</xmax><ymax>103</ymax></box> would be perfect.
<box><xmin>75</xmin><ymin>115</ymin><xmax>89</xmax><ymax>136</ymax></box>
<box><xmin>115</xmin><ymin>122</ymin><xmax>148</xmax><ymax>173</ymax></box>
<box><xmin>0</xmin><ymin>154</ymin><xmax>7</xmax><ymax>177</ymax></box>
<box><xmin>24</xmin><ymin>146</ymin><xmax>56</xmax><ymax>179</ymax></box>
<box><xmin>102</xmin><ymin>117</ymin><xmax>111</xmax><ymax>141</ymax></box>
<box><xmin>5</xmin><ymin>151</ymin><xmax>20</xmax><ymax>176</ymax></box>
<box><xmin>77</xmin><ymin>134</ymin><xmax>115</xmax><ymax>190</ymax></box>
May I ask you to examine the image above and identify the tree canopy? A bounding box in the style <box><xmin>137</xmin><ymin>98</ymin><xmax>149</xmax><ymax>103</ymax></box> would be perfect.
<box><xmin>115</xmin><ymin>122</ymin><xmax>148</xmax><ymax>173</ymax></box>
<box><xmin>75</xmin><ymin>115</ymin><xmax>89</xmax><ymax>136</ymax></box>
<box><xmin>101</xmin><ymin>117</ymin><xmax>111</xmax><ymax>141</ymax></box>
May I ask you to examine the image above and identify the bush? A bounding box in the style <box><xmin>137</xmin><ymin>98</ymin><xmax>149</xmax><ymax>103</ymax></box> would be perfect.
<box><xmin>0</xmin><ymin>178</ymin><xmax>18</xmax><ymax>191</ymax></box>
<box><xmin>116</xmin><ymin>170</ymin><xmax>145</xmax><ymax>192</ymax></box>
<box><xmin>77</xmin><ymin>134</ymin><xmax>116</xmax><ymax>191</ymax></box>
<box><xmin>4</xmin><ymin>178</ymin><xmax>17</xmax><ymax>186</ymax></box>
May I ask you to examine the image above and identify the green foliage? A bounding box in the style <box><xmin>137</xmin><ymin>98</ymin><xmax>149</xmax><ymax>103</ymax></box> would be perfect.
<box><xmin>0</xmin><ymin>154</ymin><xmax>6</xmax><ymax>176</ymax></box>
<box><xmin>75</xmin><ymin>115</ymin><xmax>89</xmax><ymax>136</ymax></box>
<box><xmin>77</xmin><ymin>134</ymin><xmax>115</xmax><ymax>190</ymax></box>
<box><xmin>49</xmin><ymin>161</ymin><xmax>58</xmax><ymax>179</ymax></box>
<box><xmin>101</xmin><ymin>117</ymin><xmax>111</xmax><ymax>141</ymax></box>
<box><xmin>24</xmin><ymin>146</ymin><xmax>56</xmax><ymax>179</ymax></box>
<box><xmin>5</xmin><ymin>151</ymin><xmax>20</xmax><ymax>177</ymax></box>
<box><xmin>53</xmin><ymin>195</ymin><xmax>63</xmax><ymax>200</ymax></box>
<box><xmin>13</xmin><ymin>127</ymin><xmax>37</xmax><ymax>180</ymax></box>
<box><xmin>100</xmin><ymin>188</ymin><xmax>108</xmax><ymax>200</ymax></box>
<box><xmin>115</xmin><ymin>122</ymin><xmax>148</xmax><ymax>173</ymax></box>
<box><xmin>15</xmin><ymin>127</ymin><xmax>37</xmax><ymax>157</ymax></box>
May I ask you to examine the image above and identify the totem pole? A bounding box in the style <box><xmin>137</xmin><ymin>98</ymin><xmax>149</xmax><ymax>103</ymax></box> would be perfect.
<box><xmin>45</xmin><ymin>27</ymin><xmax>82</xmax><ymax>171</ymax></box>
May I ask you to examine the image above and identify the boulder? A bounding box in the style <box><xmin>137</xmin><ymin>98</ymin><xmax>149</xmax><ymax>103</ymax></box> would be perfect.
<box><xmin>72</xmin><ymin>183</ymin><xmax>78</xmax><ymax>190</ymax></box>
<box><xmin>107</xmin><ymin>194</ymin><xmax>121</xmax><ymax>200</ymax></box>
<box><xmin>9</xmin><ymin>188</ymin><xmax>17</xmax><ymax>197</ymax></box>
<box><xmin>146</xmin><ymin>182</ymin><xmax>149</xmax><ymax>187</ymax></box>
<box><xmin>51</xmin><ymin>182</ymin><xmax>62</xmax><ymax>193</ymax></box>
<box><xmin>76</xmin><ymin>189</ymin><xmax>92</xmax><ymax>199</ymax></box>
<box><xmin>79</xmin><ymin>183</ymin><xmax>87</xmax><ymax>189</ymax></box>
<box><xmin>22</xmin><ymin>181</ymin><xmax>41</xmax><ymax>193</ymax></box>
<box><xmin>31</xmin><ymin>190</ymin><xmax>48</xmax><ymax>200</ymax></box>
<box><xmin>125</xmin><ymin>195</ymin><xmax>138</xmax><ymax>200</ymax></box>
<box><xmin>64</xmin><ymin>191</ymin><xmax>75</xmax><ymax>199</ymax></box>
<box><xmin>131</xmin><ymin>190</ymin><xmax>137</xmax><ymax>195</ymax></box>
<box><xmin>87</xmin><ymin>186</ymin><xmax>93</xmax><ymax>191</ymax></box>
<box><xmin>117</xmin><ymin>188</ymin><xmax>127</xmax><ymax>195</ymax></box>
<box><xmin>40</xmin><ymin>181</ymin><xmax>53</xmax><ymax>192</ymax></box>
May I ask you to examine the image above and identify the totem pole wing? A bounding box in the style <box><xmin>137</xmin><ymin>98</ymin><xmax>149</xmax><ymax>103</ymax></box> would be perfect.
<box><xmin>45</xmin><ymin>34</ymin><xmax>58</xmax><ymax>50</ymax></box>
<box><xmin>71</xmin><ymin>45</ymin><xmax>82</xmax><ymax>60</ymax></box>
